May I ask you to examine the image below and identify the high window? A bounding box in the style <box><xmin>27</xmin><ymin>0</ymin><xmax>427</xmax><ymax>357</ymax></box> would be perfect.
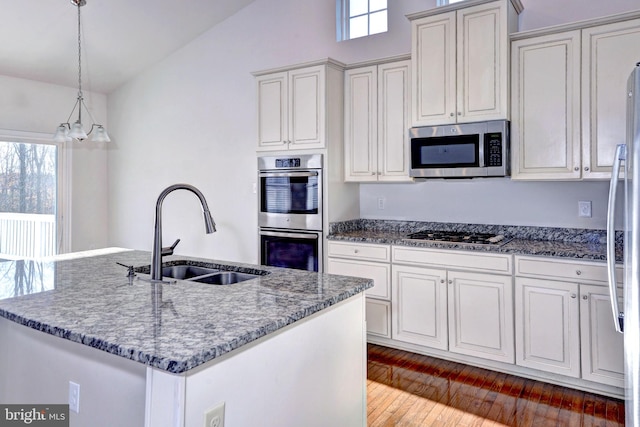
<box><xmin>0</xmin><ymin>130</ymin><xmax>70</xmax><ymax>260</ymax></box>
<box><xmin>337</xmin><ymin>0</ymin><xmax>388</xmax><ymax>41</ymax></box>
<box><xmin>437</xmin><ymin>0</ymin><xmax>467</xmax><ymax>6</ymax></box>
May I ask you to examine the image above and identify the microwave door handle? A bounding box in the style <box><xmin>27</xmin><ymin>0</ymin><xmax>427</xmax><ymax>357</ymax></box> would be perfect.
<box><xmin>606</xmin><ymin>143</ymin><xmax>626</xmax><ymax>333</ymax></box>
<box><xmin>259</xmin><ymin>171</ymin><xmax>319</xmax><ymax>178</ymax></box>
<box><xmin>478</xmin><ymin>140</ymin><xmax>485</xmax><ymax>167</ymax></box>
<box><xmin>260</xmin><ymin>230</ymin><xmax>319</xmax><ymax>240</ymax></box>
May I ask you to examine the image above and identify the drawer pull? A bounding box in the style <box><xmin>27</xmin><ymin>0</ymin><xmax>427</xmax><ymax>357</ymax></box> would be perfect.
<box><xmin>576</xmin><ymin>270</ymin><xmax>582</xmax><ymax>275</ymax></box>
<box><xmin>440</xmin><ymin>279</ymin><xmax>445</xmax><ymax>283</ymax></box>
<box><xmin>354</xmin><ymin>249</ymin><xmax>359</xmax><ymax>254</ymax></box>
<box><xmin>448</xmin><ymin>280</ymin><xmax>453</xmax><ymax>284</ymax></box>
<box><xmin>571</xmin><ymin>293</ymin><xmax>577</xmax><ymax>299</ymax></box>
<box><xmin>582</xmin><ymin>295</ymin><xmax>588</xmax><ymax>300</ymax></box>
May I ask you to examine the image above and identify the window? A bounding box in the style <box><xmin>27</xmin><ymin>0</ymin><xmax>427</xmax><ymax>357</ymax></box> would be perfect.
<box><xmin>0</xmin><ymin>130</ymin><xmax>70</xmax><ymax>259</ymax></box>
<box><xmin>337</xmin><ymin>0</ymin><xmax>388</xmax><ymax>41</ymax></box>
<box><xmin>437</xmin><ymin>0</ymin><xmax>467</xmax><ymax>6</ymax></box>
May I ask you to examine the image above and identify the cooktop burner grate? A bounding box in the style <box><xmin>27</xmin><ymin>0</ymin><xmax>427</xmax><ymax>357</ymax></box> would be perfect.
<box><xmin>405</xmin><ymin>230</ymin><xmax>508</xmax><ymax>245</ymax></box>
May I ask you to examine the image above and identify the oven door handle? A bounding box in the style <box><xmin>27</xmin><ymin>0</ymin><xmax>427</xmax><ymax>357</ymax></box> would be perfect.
<box><xmin>259</xmin><ymin>171</ymin><xmax>319</xmax><ymax>178</ymax></box>
<box><xmin>260</xmin><ymin>230</ymin><xmax>319</xmax><ymax>240</ymax></box>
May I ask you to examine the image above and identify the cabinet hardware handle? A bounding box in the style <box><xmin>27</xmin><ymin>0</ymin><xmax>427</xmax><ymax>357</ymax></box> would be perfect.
<box><xmin>574</xmin><ymin>167</ymin><xmax>579</xmax><ymax>171</ymax></box>
<box><xmin>354</xmin><ymin>249</ymin><xmax>359</xmax><ymax>254</ymax></box>
<box><xmin>448</xmin><ymin>280</ymin><xmax>453</xmax><ymax>284</ymax></box>
<box><xmin>450</xmin><ymin>112</ymin><xmax>454</xmax><ymax>117</ymax></box>
<box><xmin>457</xmin><ymin>112</ymin><xmax>461</xmax><ymax>116</ymax></box>
<box><xmin>582</xmin><ymin>295</ymin><xmax>588</xmax><ymax>300</ymax></box>
<box><xmin>584</xmin><ymin>167</ymin><xmax>590</xmax><ymax>171</ymax></box>
<box><xmin>571</xmin><ymin>293</ymin><xmax>577</xmax><ymax>298</ymax></box>
<box><xmin>576</xmin><ymin>270</ymin><xmax>581</xmax><ymax>275</ymax></box>
<box><xmin>440</xmin><ymin>279</ymin><xmax>445</xmax><ymax>283</ymax></box>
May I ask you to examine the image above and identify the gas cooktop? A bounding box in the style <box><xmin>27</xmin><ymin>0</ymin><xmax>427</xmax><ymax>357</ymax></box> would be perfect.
<box><xmin>405</xmin><ymin>230</ymin><xmax>509</xmax><ymax>245</ymax></box>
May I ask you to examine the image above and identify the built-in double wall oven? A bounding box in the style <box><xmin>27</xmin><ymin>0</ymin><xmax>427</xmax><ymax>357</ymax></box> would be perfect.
<box><xmin>258</xmin><ymin>154</ymin><xmax>323</xmax><ymax>272</ymax></box>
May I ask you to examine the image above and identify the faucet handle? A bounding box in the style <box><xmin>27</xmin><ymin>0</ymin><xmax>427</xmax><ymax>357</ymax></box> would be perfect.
<box><xmin>161</xmin><ymin>238</ymin><xmax>181</xmax><ymax>256</ymax></box>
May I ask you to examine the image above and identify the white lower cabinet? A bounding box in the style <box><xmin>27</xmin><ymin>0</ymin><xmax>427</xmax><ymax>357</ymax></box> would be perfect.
<box><xmin>327</xmin><ymin>241</ymin><xmax>624</xmax><ymax>394</ymax></box>
<box><xmin>515</xmin><ymin>255</ymin><xmax>624</xmax><ymax>385</ymax></box>
<box><xmin>366</xmin><ymin>299</ymin><xmax>391</xmax><ymax>338</ymax></box>
<box><xmin>515</xmin><ymin>277</ymin><xmax>580</xmax><ymax>377</ymax></box>
<box><xmin>326</xmin><ymin>241</ymin><xmax>391</xmax><ymax>339</ymax></box>
<box><xmin>448</xmin><ymin>270</ymin><xmax>514</xmax><ymax>363</ymax></box>
<box><xmin>392</xmin><ymin>265</ymin><xmax>448</xmax><ymax>349</ymax></box>
<box><xmin>392</xmin><ymin>247</ymin><xmax>514</xmax><ymax>364</ymax></box>
<box><xmin>580</xmin><ymin>284</ymin><xmax>624</xmax><ymax>388</ymax></box>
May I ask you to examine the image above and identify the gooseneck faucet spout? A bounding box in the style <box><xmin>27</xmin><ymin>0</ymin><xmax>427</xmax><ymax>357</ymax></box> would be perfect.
<box><xmin>151</xmin><ymin>184</ymin><xmax>216</xmax><ymax>281</ymax></box>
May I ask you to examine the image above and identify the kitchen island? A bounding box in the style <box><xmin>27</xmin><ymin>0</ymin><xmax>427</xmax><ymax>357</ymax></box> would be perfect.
<box><xmin>0</xmin><ymin>249</ymin><xmax>372</xmax><ymax>427</ymax></box>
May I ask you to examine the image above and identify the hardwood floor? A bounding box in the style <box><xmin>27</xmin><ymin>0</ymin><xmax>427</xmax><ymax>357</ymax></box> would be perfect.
<box><xmin>367</xmin><ymin>344</ymin><xmax>625</xmax><ymax>426</ymax></box>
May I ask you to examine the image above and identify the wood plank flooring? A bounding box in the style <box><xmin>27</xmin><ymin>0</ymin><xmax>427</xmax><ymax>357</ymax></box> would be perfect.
<box><xmin>367</xmin><ymin>344</ymin><xmax>625</xmax><ymax>426</ymax></box>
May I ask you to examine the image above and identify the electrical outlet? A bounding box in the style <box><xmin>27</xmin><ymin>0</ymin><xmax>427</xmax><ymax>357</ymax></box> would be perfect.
<box><xmin>377</xmin><ymin>197</ymin><xmax>385</xmax><ymax>210</ymax></box>
<box><xmin>204</xmin><ymin>402</ymin><xmax>225</xmax><ymax>427</ymax></box>
<box><xmin>68</xmin><ymin>381</ymin><xmax>80</xmax><ymax>413</ymax></box>
<box><xmin>578</xmin><ymin>201</ymin><xmax>592</xmax><ymax>218</ymax></box>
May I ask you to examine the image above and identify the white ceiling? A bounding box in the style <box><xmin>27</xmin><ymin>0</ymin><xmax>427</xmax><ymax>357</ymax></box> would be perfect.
<box><xmin>0</xmin><ymin>0</ymin><xmax>256</xmax><ymax>94</ymax></box>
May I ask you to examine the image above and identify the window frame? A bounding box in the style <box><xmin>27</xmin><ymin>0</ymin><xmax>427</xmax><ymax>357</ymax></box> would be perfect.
<box><xmin>337</xmin><ymin>0</ymin><xmax>388</xmax><ymax>41</ymax></box>
<box><xmin>0</xmin><ymin>129</ymin><xmax>72</xmax><ymax>255</ymax></box>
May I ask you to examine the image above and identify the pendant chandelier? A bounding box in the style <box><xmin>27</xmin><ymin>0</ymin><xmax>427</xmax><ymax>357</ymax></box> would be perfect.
<box><xmin>53</xmin><ymin>0</ymin><xmax>110</xmax><ymax>143</ymax></box>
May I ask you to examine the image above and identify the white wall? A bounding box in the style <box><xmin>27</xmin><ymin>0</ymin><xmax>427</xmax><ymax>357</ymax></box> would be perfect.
<box><xmin>0</xmin><ymin>75</ymin><xmax>109</xmax><ymax>251</ymax></box>
<box><xmin>106</xmin><ymin>0</ymin><xmax>640</xmax><ymax>264</ymax></box>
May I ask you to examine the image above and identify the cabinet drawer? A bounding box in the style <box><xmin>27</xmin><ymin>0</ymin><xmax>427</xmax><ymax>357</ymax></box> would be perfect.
<box><xmin>327</xmin><ymin>241</ymin><xmax>391</xmax><ymax>262</ymax></box>
<box><xmin>515</xmin><ymin>256</ymin><xmax>623</xmax><ymax>283</ymax></box>
<box><xmin>366</xmin><ymin>299</ymin><xmax>391</xmax><ymax>338</ymax></box>
<box><xmin>327</xmin><ymin>258</ymin><xmax>391</xmax><ymax>300</ymax></box>
<box><xmin>392</xmin><ymin>246</ymin><xmax>512</xmax><ymax>274</ymax></box>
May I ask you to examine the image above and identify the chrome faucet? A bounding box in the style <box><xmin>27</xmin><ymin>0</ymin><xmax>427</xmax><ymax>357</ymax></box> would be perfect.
<box><xmin>151</xmin><ymin>184</ymin><xmax>216</xmax><ymax>281</ymax></box>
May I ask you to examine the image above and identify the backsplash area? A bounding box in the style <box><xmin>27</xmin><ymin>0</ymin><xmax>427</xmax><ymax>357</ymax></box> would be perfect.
<box><xmin>359</xmin><ymin>179</ymin><xmax>619</xmax><ymax>230</ymax></box>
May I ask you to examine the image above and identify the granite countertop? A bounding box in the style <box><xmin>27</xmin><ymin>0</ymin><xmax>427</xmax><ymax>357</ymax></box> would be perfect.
<box><xmin>0</xmin><ymin>249</ymin><xmax>372</xmax><ymax>374</ymax></box>
<box><xmin>328</xmin><ymin>219</ymin><xmax>624</xmax><ymax>262</ymax></box>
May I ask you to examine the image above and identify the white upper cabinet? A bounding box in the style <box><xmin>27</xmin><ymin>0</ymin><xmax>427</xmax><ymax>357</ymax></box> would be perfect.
<box><xmin>511</xmin><ymin>15</ymin><xmax>640</xmax><ymax>180</ymax></box>
<box><xmin>409</xmin><ymin>0</ymin><xmax>521</xmax><ymax>127</ymax></box>
<box><xmin>344</xmin><ymin>59</ymin><xmax>411</xmax><ymax>182</ymax></box>
<box><xmin>255</xmin><ymin>61</ymin><xmax>344</xmax><ymax>151</ymax></box>
<box><xmin>511</xmin><ymin>31</ymin><xmax>582</xmax><ymax>180</ymax></box>
<box><xmin>582</xmin><ymin>18</ymin><xmax>640</xmax><ymax>179</ymax></box>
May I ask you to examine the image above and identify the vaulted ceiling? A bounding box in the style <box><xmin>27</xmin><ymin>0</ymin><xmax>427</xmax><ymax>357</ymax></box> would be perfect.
<box><xmin>0</xmin><ymin>0</ymin><xmax>256</xmax><ymax>93</ymax></box>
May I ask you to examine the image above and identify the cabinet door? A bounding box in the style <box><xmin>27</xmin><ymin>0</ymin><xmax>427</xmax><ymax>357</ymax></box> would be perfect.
<box><xmin>456</xmin><ymin>1</ymin><xmax>508</xmax><ymax>122</ymax></box>
<box><xmin>344</xmin><ymin>66</ymin><xmax>378</xmax><ymax>181</ymax></box>
<box><xmin>289</xmin><ymin>65</ymin><xmax>325</xmax><ymax>150</ymax></box>
<box><xmin>256</xmin><ymin>72</ymin><xmax>288</xmax><ymax>150</ymax></box>
<box><xmin>515</xmin><ymin>277</ymin><xmax>580</xmax><ymax>377</ymax></box>
<box><xmin>580</xmin><ymin>284</ymin><xmax>624</xmax><ymax>387</ymax></box>
<box><xmin>448</xmin><ymin>271</ymin><xmax>514</xmax><ymax>363</ymax></box>
<box><xmin>582</xmin><ymin>19</ymin><xmax>640</xmax><ymax>179</ymax></box>
<box><xmin>378</xmin><ymin>60</ymin><xmax>411</xmax><ymax>182</ymax></box>
<box><xmin>366</xmin><ymin>299</ymin><xmax>391</xmax><ymax>338</ymax></box>
<box><xmin>511</xmin><ymin>31</ymin><xmax>582</xmax><ymax>180</ymax></box>
<box><xmin>326</xmin><ymin>258</ymin><xmax>390</xmax><ymax>300</ymax></box>
<box><xmin>411</xmin><ymin>12</ymin><xmax>456</xmax><ymax>126</ymax></box>
<box><xmin>392</xmin><ymin>265</ymin><xmax>448</xmax><ymax>350</ymax></box>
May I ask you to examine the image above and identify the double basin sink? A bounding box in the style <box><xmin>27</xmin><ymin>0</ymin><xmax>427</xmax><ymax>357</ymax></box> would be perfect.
<box><xmin>137</xmin><ymin>262</ymin><xmax>269</xmax><ymax>285</ymax></box>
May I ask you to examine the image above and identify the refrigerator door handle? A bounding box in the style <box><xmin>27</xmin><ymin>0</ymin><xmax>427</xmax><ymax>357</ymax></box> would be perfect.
<box><xmin>606</xmin><ymin>143</ymin><xmax>626</xmax><ymax>333</ymax></box>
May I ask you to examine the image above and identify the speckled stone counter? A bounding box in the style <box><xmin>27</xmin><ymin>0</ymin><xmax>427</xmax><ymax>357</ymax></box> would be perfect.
<box><xmin>328</xmin><ymin>219</ymin><xmax>623</xmax><ymax>262</ymax></box>
<box><xmin>0</xmin><ymin>249</ymin><xmax>372</xmax><ymax>374</ymax></box>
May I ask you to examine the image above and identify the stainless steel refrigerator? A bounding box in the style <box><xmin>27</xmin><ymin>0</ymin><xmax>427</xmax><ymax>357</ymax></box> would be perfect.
<box><xmin>607</xmin><ymin>62</ymin><xmax>640</xmax><ymax>426</ymax></box>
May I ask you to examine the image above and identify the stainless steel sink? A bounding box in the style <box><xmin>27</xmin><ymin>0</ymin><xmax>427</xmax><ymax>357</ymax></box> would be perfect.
<box><xmin>192</xmin><ymin>271</ymin><xmax>259</xmax><ymax>285</ymax></box>
<box><xmin>136</xmin><ymin>261</ymin><xmax>267</xmax><ymax>285</ymax></box>
<box><xmin>162</xmin><ymin>265</ymin><xmax>219</xmax><ymax>280</ymax></box>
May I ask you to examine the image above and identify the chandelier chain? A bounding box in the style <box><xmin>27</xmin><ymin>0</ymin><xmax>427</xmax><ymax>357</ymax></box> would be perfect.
<box><xmin>77</xmin><ymin>3</ymin><xmax>82</xmax><ymax>99</ymax></box>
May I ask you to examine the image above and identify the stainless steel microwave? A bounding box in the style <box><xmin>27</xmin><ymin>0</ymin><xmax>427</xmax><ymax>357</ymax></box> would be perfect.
<box><xmin>409</xmin><ymin>120</ymin><xmax>510</xmax><ymax>178</ymax></box>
